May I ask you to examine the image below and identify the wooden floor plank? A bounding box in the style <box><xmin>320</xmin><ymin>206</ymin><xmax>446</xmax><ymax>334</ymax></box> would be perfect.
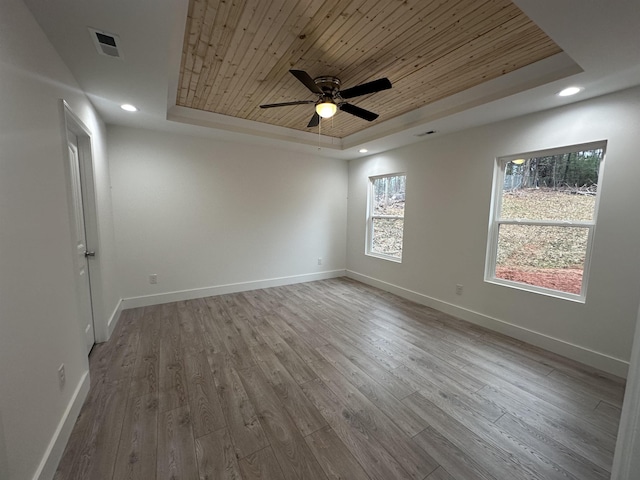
<box><xmin>463</xmin><ymin>359</ymin><xmax>615</xmax><ymax>434</ymax></box>
<box><xmin>456</xmin><ymin>347</ymin><xmax>603</xmax><ymax>412</ymax></box>
<box><xmin>404</xmin><ymin>393</ymin><xmax>537</xmax><ymax>480</ymax></box>
<box><xmin>477</xmin><ymin>384</ymin><xmax>616</xmax><ymax>470</ymax></box>
<box><xmin>204</xmin><ymin>296</ymin><xmax>257</xmax><ymax>370</ymax></box>
<box><xmin>495</xmin><ymin>413</ymin><xmax>609</xmax><ymax>480</ymax></box>
<box><xmin>177</xmin><ymin>300</ymin><xmax>205</xmax><ymax>356</ymax></box>
<box><xmin>413</xmin><ymin>426</ymin><xmax>496</xmax><ymax>480</ymax></box>
<box><xmin>305</xmin><ymin>425</ymin><xmax>371</xmax><ymax>480</ymax></box>
<box><xmin>262</xmin><ymin>309</ymin><xmax>329</xmax><ymax>366</ymax></box>
<box><xmin>112</xmin><ymin>393</ymin><xmax>158</xmax><ymax>480</ymax></box>
<box><xmin>314</xmin><ymin>343</ymin><xmax>429</xmax><ymax>438</ymax></box>
<box><xmin>195</xmin><ymin>428</ymin><xmax>243</xmax><ymax>480</ymax></box>
<box><xmin>478</xmin><ymin>329</ymin><xmax>625</xmax><ymax>391</ymax></box>
<box><xmin>301</xmin><ymin>378</ymin><xmax>414</xmax><ymax>480</ymax></box>
<box><xmin>222</xmin><ymin>293</ymin><xmax>268</xmax><ymax>348</ymax></box>
<box><xmin>405</xmin><ymin>391</ymin><xmax>580</xmax><ymax>480</ymax></box>
<box><xmin>190</xmin><ymin>297</ymin><xmax>227</xmax><ymax>356</ymax></box>
<box><xmin>425</xmin><ymin>466</ymin><xmax>456</xmax><ymax>480</ymax></box>
<box><xmin>128</xmin><ymin>306</ymin><xmax>161</xmax><ymax>398</ymax></box>
<box><xmin>157</xmin><ymin>406</ymin><xmax>198</xmax><ymax>480</ymax></box>
<box><xmin>61</xmin><ymin>380</ymin><xmax>128</xmax><ymax>480</ymax></box>
<box><xmin>238</xmin><ymin>446</ymin><xmax>287</xmax><ymax>480</ymax></box>
<box><xmin>103</xmin><ymin>308</ymin><xmax>141</xmax><ymax>384</ymax></box>
<box><xmin>414</xmin><ymin>375</ymin><xmax>505</xmax><ymax>424</ymax></box>
<box><xmin>252</xmin><ymin>314</ymin><xmax>318</xmax><ymax>384</ymax></box>
<box><xmin>594</xmin><ymin>400</ymin><xmax>622</xmax><ymax>432</ymax></box>
<box><xmin>158</xmin><ymin>303</ymin><xmax>189</xmax><ymax>413</ymax></box>
<box><xmin>208</xmin><ymin>353</ymin><xmax>269</xmax><ymax>459</ymax></box>
<box><xmin>237</xmin><ymin>366</ymin><xmax>329</xmax><ymax>480</ymax></box>
<box><xmin>251</xmin><ymin>342</ymin><xmax>327</xmax><ymax>436</ymax></box>
<box><xmin>547</xmin><ymin>368</ymin><xmax>625</xmax><ymax>407</ymax></box>
<box><xmin>184</xmin><ymin>350</ymin><xmax>226</xmax><ymax>438</ymax></box>
<box><xmin>318</xmin><ymin>337</ymin><xmax>417</xmax><ymax>399</ymax></box>
<box><xmin>55</xmin><ymin>278</ymin><xmax>623</xmax><ymax>480</ymax></box>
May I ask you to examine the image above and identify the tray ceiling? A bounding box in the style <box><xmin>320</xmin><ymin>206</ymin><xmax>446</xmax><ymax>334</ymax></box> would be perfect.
<box><xmin>176</xmin><ymin>0</ymin><xmax>562</xmax><ymax>139</ymax></box>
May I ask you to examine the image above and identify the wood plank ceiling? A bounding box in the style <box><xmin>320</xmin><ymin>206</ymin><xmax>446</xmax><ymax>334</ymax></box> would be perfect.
<box><xmin>177</xmin><ymin>0</ymin><xmax>562</xmax><ymax>139</ymax></box>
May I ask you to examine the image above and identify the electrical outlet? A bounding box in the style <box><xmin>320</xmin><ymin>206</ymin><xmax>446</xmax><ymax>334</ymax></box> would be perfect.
<box><xmin>149</xmin><ymin>274</ymin><xmax>158</xmax><ymax>284</ymax></box>
<box><xmin>317</xmin><ymin>257</ymin><xmax>323</xmax><ymax>266</ymax></box>
<box><xmin>456</xmin><ymin>284</ymin><xmax>463</xmax><ymax>295</ymax></box>
<box><xmin>58</xmin><ymin>364</ymin><xmax>66</xmax><ymax>388</ymax></box>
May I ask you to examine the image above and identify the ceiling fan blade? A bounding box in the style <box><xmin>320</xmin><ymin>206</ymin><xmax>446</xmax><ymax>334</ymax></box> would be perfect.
<box><xmin>307</xmin><ymin>112</ymin><xmax>320</xmax><ymax>128</ymax></box>
<box><xmin>259</xmin><ymin>100</ymin><xmax>316</xmax><ymax>108</ymax></box>
<box><xmin>340</xmin><ymin>78</ymin><xmax>392</xmax><ymax>99</ymax></box>
<box><xmin>339</xmin><ymin>103</ymin><xmax>379</xmax><ymax>121</ymax></box>
<box><xmin>290</xmin><ymin>70</ymin><xmax>323</xmax><ymax>95</ymax></box>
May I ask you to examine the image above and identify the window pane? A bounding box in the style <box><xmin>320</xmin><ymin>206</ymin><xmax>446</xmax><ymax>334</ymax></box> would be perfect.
<box><xmin>373</xmin><ymin>175</ymin><xmax>406</xmax><ymax>216</ymax></box>
<box><xmin>501</xmin><ymin>149</ymin><xmax>602</xmax><ymax>221</ymax></box>
<box><xmin>372</xmin><ymin>218</ymin><xmax>404</xmax><ymax>258</ymax></box>
<box><xmin>495</xmin><ymin>224</ymin><xmax>589</xmax><ymax>294</ymax></box>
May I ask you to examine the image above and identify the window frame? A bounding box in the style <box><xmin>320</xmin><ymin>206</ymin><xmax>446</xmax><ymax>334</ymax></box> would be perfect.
<box><xmin>484</xmin><ymin>141</ymin><xmax>606</xmax><ymax>302</ymax></box>
<box><xmin>366</xmin><ymin>172</ymin><xmax>406</xmax><ymax>263</ymax></box>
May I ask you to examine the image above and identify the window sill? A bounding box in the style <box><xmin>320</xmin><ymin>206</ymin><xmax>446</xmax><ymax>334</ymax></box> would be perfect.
<box><xmin>365</xmin><ymin>252</ymin><xmax>403</xmax><ymax>264</ymax></box>
<box><xmin>485</xmin><ymin>277</ymin><xmax>586</xmax><ymax>303</ymax></box>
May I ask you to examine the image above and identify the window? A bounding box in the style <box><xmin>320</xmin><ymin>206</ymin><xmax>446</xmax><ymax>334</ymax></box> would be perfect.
<box><xmin>367</xmin><ymin>173</ymin><xmax>406</xmax><ymax>261</ymax></box>
<box><xmin>486</xmin><ymin>142</ymin><xmax>605</xmax><ymax>300</ymax></box>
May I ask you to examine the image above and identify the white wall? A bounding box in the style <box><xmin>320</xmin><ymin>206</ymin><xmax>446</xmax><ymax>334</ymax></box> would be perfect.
<box><xmin>108</xmin><ymin>126</ymin><xmax>347</xmax><ymax>303</ymax></box>
<box><xmin>347</xmin><ymin>87</ymin><xmax>640</xmax><ymax>376</ymax></box>
<box><xmin>0</xmin><ymin>1</ymin><xmax>119</xmax><ymax>479</ymax></box>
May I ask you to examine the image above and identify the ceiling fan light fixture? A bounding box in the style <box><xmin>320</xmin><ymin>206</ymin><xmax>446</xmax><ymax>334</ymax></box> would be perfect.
<box><xmin>316</xmin><ymin>101</ymin><xmax>337</xmax><ymax>119</ymax></box>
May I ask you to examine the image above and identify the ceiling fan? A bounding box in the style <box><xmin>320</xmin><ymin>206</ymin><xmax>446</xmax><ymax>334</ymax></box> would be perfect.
<box><xmin>259</xmin><ymin>70</ymin><xmax>392</xmax><ymax>127</ymax></box>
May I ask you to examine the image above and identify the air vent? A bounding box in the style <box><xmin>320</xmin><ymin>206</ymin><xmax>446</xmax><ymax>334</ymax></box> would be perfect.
<box><xmin>415</xmin><ymin>130</ymin><xmax>437</xmax><ymax>137</ymax></box>
<box><xmin>88</xmin><ymin>28</ymin><xmax>123</xmax><ymax>59</ymax></box>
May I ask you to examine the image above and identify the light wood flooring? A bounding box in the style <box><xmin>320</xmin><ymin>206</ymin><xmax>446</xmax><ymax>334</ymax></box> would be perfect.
<box><xmin>54</xmin><ymin>277</ymin><xmax>625</xmax><ymax>479</ymax></box>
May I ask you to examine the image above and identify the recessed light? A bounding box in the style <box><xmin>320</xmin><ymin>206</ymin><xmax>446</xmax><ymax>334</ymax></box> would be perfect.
<box><xmin>120</xmin><ymin>104</ymin><xmax>138</xmax><ymax>112</ymax></box>
<box><xmin>557</xmin><ymin>87</ymin><xmax>581</xmax><ymax>97</ymax></box>
<box><xmin>359</xmin><ymin>148</ymin><xmax>368</xmax><ymax>153</ymax></box>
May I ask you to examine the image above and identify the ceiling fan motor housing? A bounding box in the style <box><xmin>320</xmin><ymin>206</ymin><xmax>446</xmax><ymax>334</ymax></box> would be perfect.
<box><xmin>314</xmin><ymin>76</ymin><xmax>341</xmax><ymax>96</ymax></box>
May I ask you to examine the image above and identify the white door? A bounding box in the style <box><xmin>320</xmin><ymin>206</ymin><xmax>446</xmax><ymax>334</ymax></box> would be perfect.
<box><xmin>67</xmin><ymin>133</ymin><xmax>95</xmax><ymax>352</ymax></box>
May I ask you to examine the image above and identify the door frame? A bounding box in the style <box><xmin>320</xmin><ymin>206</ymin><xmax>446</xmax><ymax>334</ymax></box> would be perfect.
<box><xmin>611</xmin><ymin>300</ymin><xmax>640</xmax><ymax>478</ymax></box>
<box><xmin>60</xmin><ymin>100</ymin><xmax>104</xmax><ymax>347</ymax></box>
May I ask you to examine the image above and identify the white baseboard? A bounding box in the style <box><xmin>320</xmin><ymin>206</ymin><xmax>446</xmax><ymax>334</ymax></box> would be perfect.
<box><xmin>346</xmin><ymin>270</ymin><xmax>629</xmax><ymax>378</ymax></box>
<box><xmin>32</xmin><ymin>370</ymin><xmax>90</xmax><ymax>480</ymax></box>
<box><xmin>106</xmin><ymin>298</ymin><xmax>123</xmax><ymax>339</ymax></box>
<box><xmin>121</xmin><ymin>270</ymin><xmax>347</xmax><ymax>309</ymax></box>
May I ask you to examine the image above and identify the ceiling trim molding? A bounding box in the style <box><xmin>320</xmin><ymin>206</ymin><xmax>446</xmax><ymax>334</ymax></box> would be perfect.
<box><xmin>167</xmin><ymin>105</ymin><xmax>344</xmax><ymax>150</ymax></box>
<box><xmin>342</xmin><ymin>52</ymin><xmax>582</xmax><ymax>149</ymax></box>
<box><xmin>167</xmin><ymin>52</ymin><xmax>581</xmax><ymax>152</ymax></box>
